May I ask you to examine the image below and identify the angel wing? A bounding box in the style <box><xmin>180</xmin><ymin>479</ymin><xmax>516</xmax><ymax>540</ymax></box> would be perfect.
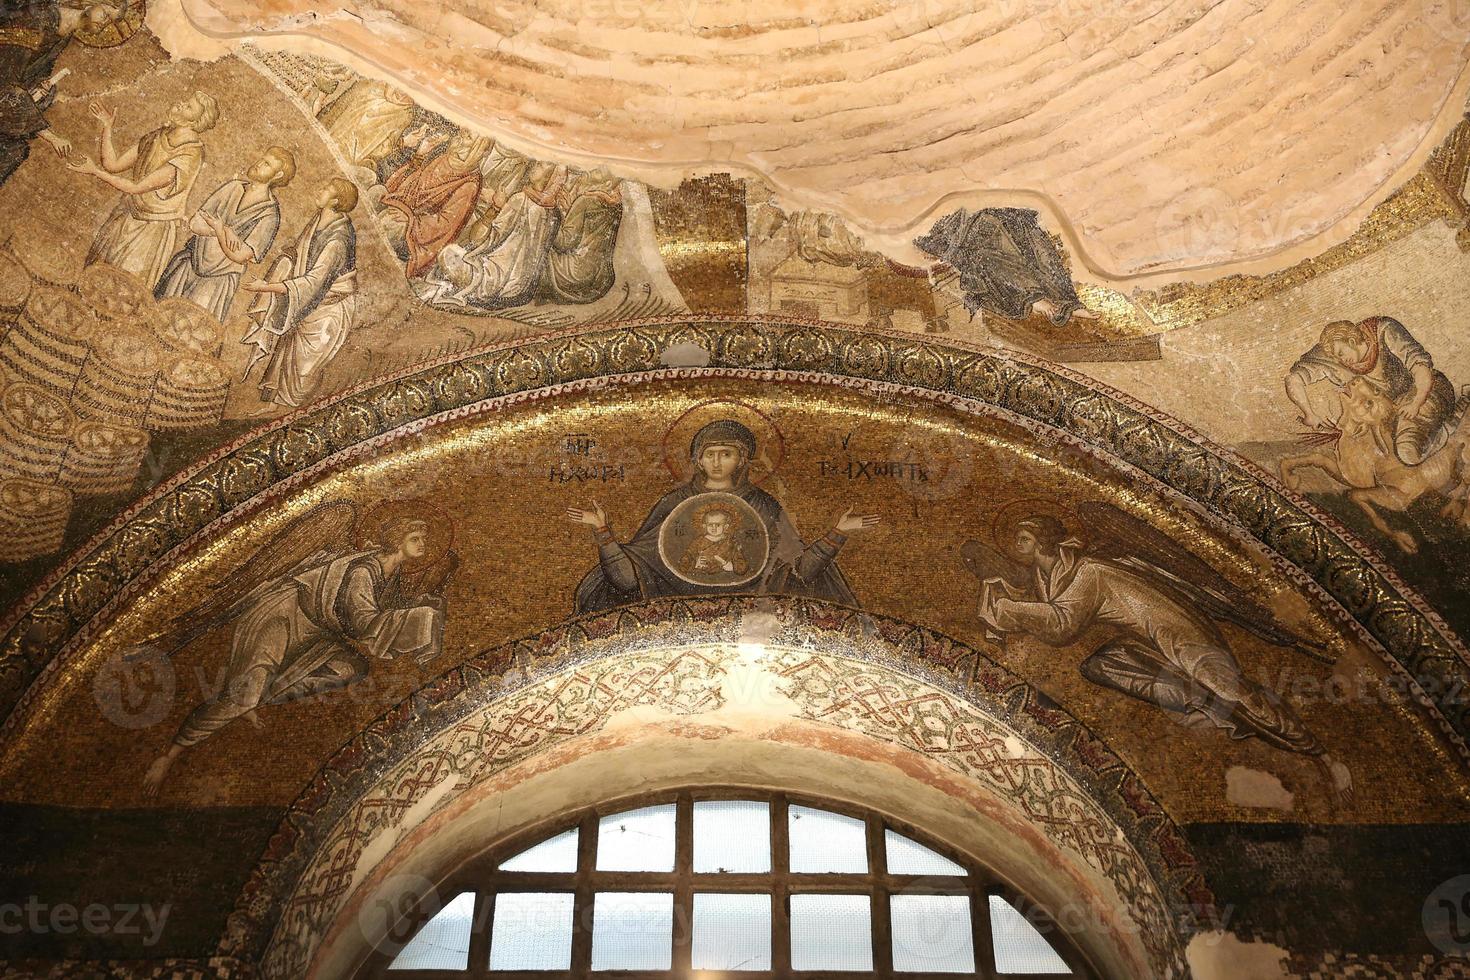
<box><xmin>144</xmin><ymin>501</ymin><xmax>360</xmax><ymax>655</ymax></box>
<box><xmin>1077</xmin><ymin>501</ymin><xmax>1330</xmax><ymax>661</ymax></box>
<box><xmin>959</xmin><ymin>538</ymin><xmax>1030</xmax><ymax>591</ymax></box>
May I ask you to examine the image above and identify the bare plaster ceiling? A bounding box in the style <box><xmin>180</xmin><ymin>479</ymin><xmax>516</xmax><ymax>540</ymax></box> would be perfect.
<box><xmin>160</xmin><ymin>0</ymin><xmax>1470</xmax><ymax>281</ymax></box>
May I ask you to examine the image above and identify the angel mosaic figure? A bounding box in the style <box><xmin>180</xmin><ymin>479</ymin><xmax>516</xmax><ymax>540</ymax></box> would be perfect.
<box><xmin>966</xmin><ymin>499</ymin><xmax>1351</xmax><ymax>802</ymax></box>
<box><xmin>138</xmin><ymin>499</ymin><xmax>457</xmax><ymax>795</ymax></box>
<box><xmin>567</xmin><ymin>409</ymin><xmax>880</xmax><ymax>612</ymax></box>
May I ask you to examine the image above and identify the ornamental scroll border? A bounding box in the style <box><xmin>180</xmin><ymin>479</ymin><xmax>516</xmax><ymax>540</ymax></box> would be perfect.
<box><xmin>0</xmin><ymin>315</ymin><xmax>1466</xmax><ymax>760</ymax></box>
<box><xmin>221</xmin><ymin>599</ymin><xmax>1199</xmax><ymax>980</ymax></box>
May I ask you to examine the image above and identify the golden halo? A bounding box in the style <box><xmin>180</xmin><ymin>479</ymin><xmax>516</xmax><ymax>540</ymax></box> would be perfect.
<box><xmin>990</xmin><ymin>497</ymin><xmax>1082</xmax><ymax>558</ymax></box>
<box><xmin>662</xmin><ymin>398</ymin><xmax>785</xmax><ymax>486</ymax></box>
<box><xmin>75</xmin><ymin>0</ymin><xmax>146</xmax><ymax>48</ymax></box>
<box><xmin>355</xmin><ymin>497</ymin><xmax>454</xmax><ymax>575</ymax></box>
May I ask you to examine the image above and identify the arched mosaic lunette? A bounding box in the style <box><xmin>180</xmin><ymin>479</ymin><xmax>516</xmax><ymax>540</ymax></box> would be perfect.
<box><xmin>217</xmin><ymin>598</ymin><xmax>1201</xmax><ymax>979</ymax></box>
<box><xmin>0</xmin><ymin>315</ymin><xmax>1465</xmax><ymax>756</ymax></box>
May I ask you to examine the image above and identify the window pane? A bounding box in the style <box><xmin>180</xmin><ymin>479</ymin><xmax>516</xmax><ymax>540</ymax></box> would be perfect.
<box><xmin>885</xmin><ymin>829</ymin><xmax>967</xmax><ymax>876</ymax></box>
<box><xmin>596</xmin><ymin>805</ymin><xmax>676</xmax><ymax>872</ymax></box>
<box><xmin>789</xmin><ymin>894</ymin><xmax>873</xmax><ymax>971</ymax></box>
<box><xmin>989</xmin><ymin>895</ymin><xmax>1071</xmax><ymax>974</ymax></box>
<box><xmin>694</xmin><ymin>801</ymin><xmax>771</xmax><ymax>873</ymax></box>
<box><xmin>388</xmin><ymin>891</ymin><xmax>474</xmax><ymax>971</ymax></box>
<box><xmin>891</xmin><ymin>894</ymin><xmax>975</xmax><ymax>973</ymax></box>
<box><xmin>590</xmin><ymin>892</ymin><xmax>674</xmax><ymax>971</ymax></box>
<box><xmin>488</xmin><ymin>893</ymin><xmax>575</xmax><ymax>971</ymax></box>
<box><xmin>692</xmin><ymin>893</ymin><xmax>772</xmax><ymax>971</ymax></box>
<box><xmin>789</xmin><ymin>805</ymin><xmax>868</xmax><ymax>873</ymax></box>
<box><xmin>500</xmin><ymin>828</ymin><xmax>579</xmax><ymax>873</ymax></box>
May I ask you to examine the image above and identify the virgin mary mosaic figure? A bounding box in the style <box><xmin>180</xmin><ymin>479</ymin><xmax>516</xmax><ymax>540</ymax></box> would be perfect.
<box><xmin>568</xmin><ymin>414</ymin><xmax>879</xmax><ymax>612</ymax></box>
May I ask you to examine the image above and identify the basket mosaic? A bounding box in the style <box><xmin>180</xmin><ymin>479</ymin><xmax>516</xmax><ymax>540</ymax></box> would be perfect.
<box><xmin>152</xmin><ymin>297</ymin><xmax>223</xmax><ymax>358</ymax></box>
<box><xmin>60</xmin><ymin>420</ymin><xmax>150</xmax><ymax>496</ymax></box>
<box><xmin>77</xmin><ymin>263</ymin><xmax>152</xmax><ymax>321</ymax></box>
<box><xmin>0</xmin><ymin>286</ymin><xmax>98</xmax><ymax>394</ymax></box>
<box><xmin>146</xmin><ymin>354</ymin><xmax>230</xmax><ymax>430</ymax></box>
<box><xmin>0</xmin><ymin>476</ymin><xmax>72</xmax><ymax>562</ymax></box>
<box><xmin>73</xmin><ymin>327</ymin><xmax>162</xmax><ymax>425</ymax></box>
<box><xmin>0</xmin><ymin>382</ymin><xmax>76</xmax><ymax>483</ymax></box>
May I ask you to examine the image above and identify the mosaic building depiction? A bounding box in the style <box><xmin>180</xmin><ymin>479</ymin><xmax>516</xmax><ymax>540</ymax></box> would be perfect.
<box><xmin>4</xmin><ymin>2</ymin><xmax>1470</xmax><ymax>978</ymax></box>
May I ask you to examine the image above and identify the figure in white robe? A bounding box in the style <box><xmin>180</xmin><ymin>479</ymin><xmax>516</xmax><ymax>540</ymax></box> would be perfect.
<box><xmin>140</xmin><ymin>505</ymin><xmax>457</xmax><ymax>795</ymax></box>
<box><xmin>460</xmin><ymin>140</ymin><xmax>531</xmax><ymax>246</ymax></box>
<box><xmin>241</xmin><ymin>178</ymin><xmax>359</xmax><ymax>410</ymax></box>
<box><xmin>72</xmin><ymin>92</ymin><xmax>216</xmax><ymax>288</ymax></box>
<box><xmin>153</xmin><ymin>146</ymin><xmax>295</xmax><ymax>323</ymax></box>
<box><xmin>969</xmin><ymin>503</ymin><xmax>1352</xmax><ymax>803</ymax></box>
<box><xmin>417</xmin><ymin>162</ymin><xmax>566</xmax><ymax>310</ymax></box>
<box><xmin>318</xmin><ymin>78</ymin><xmax>416</xmax><ymax>169</ymax></box>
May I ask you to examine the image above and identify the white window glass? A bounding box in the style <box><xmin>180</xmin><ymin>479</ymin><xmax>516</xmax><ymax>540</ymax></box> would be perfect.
<box><xmin>694</xmin><ymin>800</ymin><xmax>771</xmax><ymax>873</ymax></box>
<box><xmin>488</xmin><ymin>892</ymin><xmax>575</xmax><ymax>971</ymax></box>
<box><xmin>590</xmin><ymin>892</ymin><xmax>674</xmax><ymax>971</ymax></box>
<box><xmin>890</xmin><ymin>894</ymin><xmax>975</xmax><ymax>973</ymax></box>
<box><xmin>789</xmin><ymin>893</ymin><xmax>873</xmax><ymax>971</ymax></box>
<box><xmin>789</xmin><ymin>805</ymin><xmax>868</xmax><ymax>873</ymax></box>
<box><xmin>989</xmin><ymin>895</ymin><xmax>1071</xmax><ymax>974</ymax></box>
<box><xmin>885</xmin><ymin>829</ymin><xmax>967</xmax><ymax>876</ymax></box>
<box><xmin>387</xmin><ymin>891</ymin><xmax>474</xmax><ymax>971</ymax></box>
<box><xmin>596</xmin><ymin>804</ymin><xmax>676</xmax><ymax>872</ymax></box>
<box><xmin>499</xmin><ymin>828</ymin><xmax>579</xmax><ymax>873</ymax></box>
<box><xmin>691</xmin><ymin>893</ymin><xmax>772</xmax><ymax>971</ymax></box>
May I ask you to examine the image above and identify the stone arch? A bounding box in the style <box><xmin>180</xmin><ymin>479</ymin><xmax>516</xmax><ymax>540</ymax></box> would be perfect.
<box><xmin>218</xmin><ymin>598</ymin><xmax>1209</xmax><ymax>979</ymax></box>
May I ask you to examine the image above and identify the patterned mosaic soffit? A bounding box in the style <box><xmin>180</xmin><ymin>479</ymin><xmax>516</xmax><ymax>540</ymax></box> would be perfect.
<box><xmin>219</xmin><ymin>603</ymin><xmax>1200</xmax><ymax>979</ymax></box>
<box><xmin>0</xmin><ymin>317</ymin><xmax>1466</xmax><ymax>766</ymax></box>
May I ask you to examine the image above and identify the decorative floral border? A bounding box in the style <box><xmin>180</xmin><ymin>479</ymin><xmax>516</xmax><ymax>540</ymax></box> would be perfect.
<box><xmin>0</xmin><ymin>316</ymin><xmax>1464</xmax><ymax>764</ymax></box>
<box><xmin>222</xmin><ymin>598</ymin><xmax>1201</xmax><ymax>979</ymax></box>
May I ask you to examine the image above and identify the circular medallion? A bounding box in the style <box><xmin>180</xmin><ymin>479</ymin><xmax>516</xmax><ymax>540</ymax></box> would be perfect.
<box><xmin>658</xmin><ymin>492</ymin><xmax>769</xmax><ymax>588</ymax></box>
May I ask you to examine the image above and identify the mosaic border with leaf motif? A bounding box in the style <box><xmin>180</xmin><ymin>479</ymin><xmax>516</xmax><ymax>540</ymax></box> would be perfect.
<box><xmin>0</xmin><ymin>315</ymin><xmax>1466</xmax><ymax>764</ymax></box>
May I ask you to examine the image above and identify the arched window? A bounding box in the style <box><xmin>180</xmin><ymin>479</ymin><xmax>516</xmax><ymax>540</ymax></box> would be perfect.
<box><xmin>360</xmin><ymin>791</ymin><xmax>1094</xmax><ymax>978</ymax></box>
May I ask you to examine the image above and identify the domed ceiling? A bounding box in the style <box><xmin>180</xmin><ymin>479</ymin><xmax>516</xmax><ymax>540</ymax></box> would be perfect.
<box><xmin>2</xmin><ymin>2</ymin><xmax>1470</xmax><ymax>978</ymax></box>
<box><xmin>169</xmin><ymin>0</ymin><xmax>1470</xmax><ymax>273</ymax></box>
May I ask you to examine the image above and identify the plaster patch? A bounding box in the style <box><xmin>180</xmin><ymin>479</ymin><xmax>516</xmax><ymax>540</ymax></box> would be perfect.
<box><xmin>660</xmin><ymin>341</ymin><xmax>712</xmax><ymax>368</ymax></box>
<box><xmin>1186</xmin><ymin>931</ymin><xmax>1290</xmax><ymax>980</ymax></box>
<box><xmin>1225</xmin><ymin>767</ymin><xmax>1295</xmax><ymax>811</ymax></box>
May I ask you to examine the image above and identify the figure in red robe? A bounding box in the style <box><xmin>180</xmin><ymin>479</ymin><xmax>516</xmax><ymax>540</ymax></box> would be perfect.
<box><xmin>377</xmin><ymin>129</ymin><xmax>486</xmax><ymax>278</ymax></box>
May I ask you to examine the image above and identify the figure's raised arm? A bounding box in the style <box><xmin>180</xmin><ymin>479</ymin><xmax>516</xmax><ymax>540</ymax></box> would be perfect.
<box><xmin>89</xmin><ymin>102</ymin><xmax>136</xmax><ymax>174</ymax></box>
<box><xmin>834</xmin><ymin>507</ymin><xmax>880</xmax><ymax>534</ymax></box>
<box><xmin>566</xmin><ymin>500</ymin><xmax>608</xmax><ymax>530</ymax></box>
